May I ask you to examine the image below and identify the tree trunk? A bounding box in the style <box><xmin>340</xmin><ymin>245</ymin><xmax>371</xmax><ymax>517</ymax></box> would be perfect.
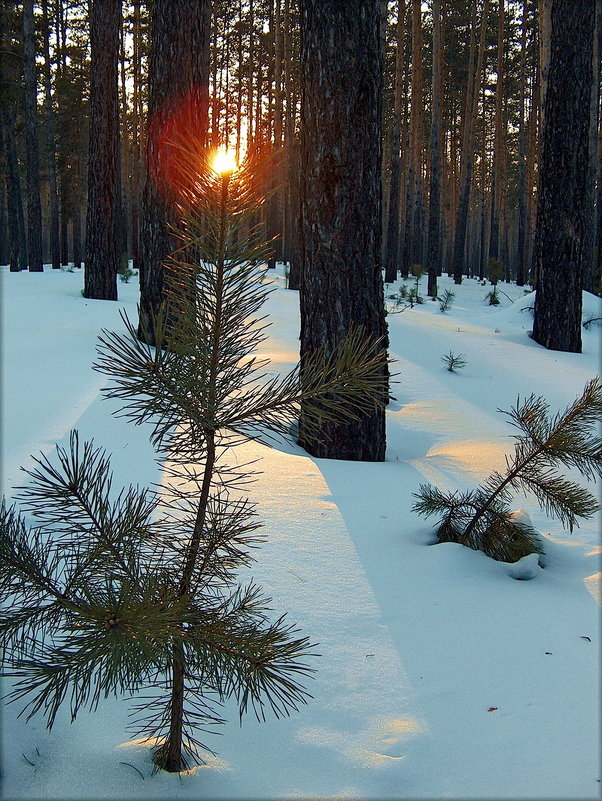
<box><xmin>426</xmin><ymin>0</ymin><xmax>443</xmax><ymax>298</ymax></box>
<box><xmin>22</xmin><ymin>0</ymin><xmax>43</xmax><ymax>271</ymax></box>
<box><xmin>299</xmin><ymin>0</ymin><xmax>387</xmax><ymax>462</ymax></box>
<box><xmin>41</xmin><ymin>0</ymin><xmax>60</xmax><ymax>270</ymax></box>
<box><xmin>138</xmin><ymin>0</ymin><xmax>211</xmax><ymax>345</ymax></box>
<box><xmin>581</xmin><ymin>1</ymin><xmax>600</xmax><ymax>292</ymax></box>
<box><xmin>532</xmin><ymin>0</ymin><xmax>596</xmax><ymax>353</ymax></box>
<box><xmin>84</xmin><ymin>0</ymin><xmax>121</xmax><ymax>300</ymax></box>
<box><xmin>526</xmin><ymin>54</ymin><xmax>539</xmax><ymax>285</ymax></box>
<box><xmin>488</xmin><ymin>0</ymin><xmax>505</xmax><ymax>265</ymax></box>
<box><xmin>450</xmin><ymin>0</ymin><xmax>489</xmax><ymax>284</ymax></box>
<box><xmin>384</xmin><ymin>0</ymin><xmax>406</xmax><ymax>284</ymax></box>
<box><xmin>130</xmin><ymin>0</ymin><xmax>142</xmax><ymax>272</ymax></box>
<box><xmin>516</xmin><ymin>0</ymin><xmax>528</xmax><ymax>286</ymax></box>
<box><xmin>1</xmin><ymin>106</ymin><xmax>27</xmax><ymax>271</ymax></box>
<box><xmin>402</xmin><ymin>0</ymin><xmax>424</xmax><ymax>274</ymax></box>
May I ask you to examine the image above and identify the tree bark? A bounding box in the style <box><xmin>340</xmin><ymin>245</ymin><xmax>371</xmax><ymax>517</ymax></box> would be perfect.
<box><xmin>138</xmin><ymin>0</ymin><xmax>211</xmax><ymax>345</ymax></box>
<box><xmin>1</xmin><ymin>106</ymin><xmax>27</xmax><ymax>271</ymax></box>
<box><xmin>581</xmin><ymin>0</ymin><xmax>600</xmax><ymax>292</ymax></box>
<box><xmin>402</xmin><ymin>0</ymin><xmax>424</xmax><ymax>274</ymax></box>
<box><xmin>22</xmin><ymin>0</ymin><xmax>43</xmax><ymax>271</ymax></box>
<box><xmin>41</xmin><ymin>0</ymin><xmax>61</xmax><ymax>270</ymax></box>
<box><xmin>84</xmin><ymin>0</ymin><xmax>121</xmax><ymax>300</ymax></box>
<box><xmin>426</xmin><ymin>0</ymin><xmax>443</xmax><ymax>298</ymax></box>
<box><xmin>450</xmin><ymin>0</ymin><xmax>489</xmax><ymax>284</ymax></box>
<box><xmin>532</xmin><ymin>0</ymin><xmax>596</xmax><ymax>353</ymax></box>
<box><xmin>299</xmin><ymin>0</ymin><xmax>387</xmax><ymax>462</ymax></box>
<box><xmin>516</xmin><ymin>0</ymin><xmax>528</xmax><ymax>286</ymax></box>
<box><xmin>384</xmin><ymin>0</ymin><xmax>406</xmax><ymax>284</ymax></box>
<box><xmin>488</xmin><ymin>0</ymin><xmax>505</xmax><ymax>265</ymax></box>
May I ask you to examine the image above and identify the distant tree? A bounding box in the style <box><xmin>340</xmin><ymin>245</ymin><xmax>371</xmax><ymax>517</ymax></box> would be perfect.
<box><xmin>0</xmin><ymin>3</ymin><xmax>26</xmax><ymax>271</ymax></box>
<box><xmin>515</xmin><ymin>0</ymin><xmax>529</xmax><ymax>287</ymax></box>
<box><xmin>84</xmin><ymin>0</ymin><xmax>121</xmax><ymax>300</ymax></box>
<box><xmin>426</xmin><ymin>0</ymin><xmax>443</xmax><ymax>298</ymax></box>
<box><xmin>488</xmin><ymin>0</ymin><xmax>506</xmax><ymax>268</ymax></box>
<box><xmin>532</xmin><ymin>0</ymin><xmax>596</xmax><ymax>353</ymax></box>
<box><xmin>40</xmin><ymin>0</ymin><xmax>60</xmax><ymax>270</ymax></box>
<box><xmin>449</xmin><ymin>0</ymin><xmax>489</xmax><ymax>284</ymax></box>
<box><xmin>22</xmin><ymin>0</ymin><xmax>43</xmax><ymax>271</ymax></box>
<box><xmin>298</xmin><ymin>0</ymin><xmax>388</xmax><ymax>461</ymax></box>
<box><xmin>384</xmin><ymin>0</ymin><xmax>406</xmax><ymax>285</ymax></box>
<box><xmin>138</xmin><ymin>0</ymin><xmax>211</xmax><ymax>345</ymax></box>
<box><xmin>0</xmin><ymin>106</ymin><xmax>26</xmax><ymax>272</ymax></box>
<box><xmin>402</xmin><ymin>0</ymin><xmax>424</xmax><ymax>274</ymax></box>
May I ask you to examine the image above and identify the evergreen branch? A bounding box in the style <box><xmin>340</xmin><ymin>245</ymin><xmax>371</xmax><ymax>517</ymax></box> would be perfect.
<box><xmin>184</xmin><ymin>587</ymin><xmax>316</xmax><ymax>722</ymax></box>
<box><xmin>218</xmin><ymin>329</ymin><xmax>389</xmax><ymax>444</ymax></box>
<box><xmin>413</xmin><ymin>378</ymin><xmax>601</xmax><ymax>563</ymax></box>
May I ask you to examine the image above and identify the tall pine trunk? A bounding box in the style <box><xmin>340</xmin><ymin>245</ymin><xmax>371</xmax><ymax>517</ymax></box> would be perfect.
<box><xmin>402</xmin><ymin>0</ymin><xmax>424</xmax><ymax>273</ymax></box>
<box><xmin>299</xmin><ymin>0</ymin><xmax>387</xmax><ymax>461</ymax></box>
<box><xmin>532</xmin><ymin>0</ymin><xmax>596</xmax><ymax>353</ymax></box>
<box><xmin>41</xmin><ymin>0</ymin><xmax>60</xmax><ymax>270</ymax></box>
<box><xmin>426</xmin><ymin>0</ymin><xmax>443</xmax><ymax>298</ymax></box>
<box><xmin>1</xmin><ymin>107</ymin><xmax>27</xmax><ymax>271</ymax></box>
<box><xmin>138</xmin><ymin>0</ymin><xmax>211</xmax><ymax>345</ymax></box>
<box><xmin>516</xmin><ymin>0</ymin><xmax>528</xmax><ymax>286</ymax></box>
<box><xmin>22</xmin><ymin>0</ymin><xmax>43</xmax><ymax>272</ymax></box>
<box><xmin>450</xmin><ymin>0</ymin><xmax>489</xmax><ymax>284</ymax></box>
<box><xmin>84</xmin><ymin>0</ymin><xmax>121</xmax><ymax>300</ymax></box>
<box><xmin>488</xmin><ymin>0</ymin><xmax>505</xmax><ymax>266</ymax></box>
<box><xmin>384</xmin><ymin>0</ymin><xmax>406</xmax><ymax>284</ymax></box>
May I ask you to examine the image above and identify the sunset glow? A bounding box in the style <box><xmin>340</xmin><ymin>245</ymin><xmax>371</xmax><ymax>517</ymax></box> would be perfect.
<box><xmin>212</xmin><ymin>148</ymin><xmax>237</xmax><ymax>176</ymax></box>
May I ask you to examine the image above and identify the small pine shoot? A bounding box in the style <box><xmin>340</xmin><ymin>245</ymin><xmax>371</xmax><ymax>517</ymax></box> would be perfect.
<box><xmin>441</xmin><ymin>351</ymin><xmax>467</xmax><ymax>373</ymax></box>
<box><xmin>438</xmin><ymin>289</ymin><xmax>455</xmax><ymax>312</ymax></box>
<box><xmin>412</xmin><ymin>377</ymin><xmax>602</xmax><ymax>563</ymax></box>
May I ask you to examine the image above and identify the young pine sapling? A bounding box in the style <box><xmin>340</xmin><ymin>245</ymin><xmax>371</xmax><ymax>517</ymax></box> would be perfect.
<box><xmin>438</xmin><ymin>289</ymin><xmax>455</xmax><ymax>312</ymax></box>
<box><xmin>0</xmin><ymin>147</ymin><xmax>389</xmax><ymax>773</ymax></box>
<box><xmin>413</xmin><ymin>378</ymin><xmax>602</xmax><ymax>563</ymax></box>
<box><xmin>441</xmin><ymin>351</ymin><xmax>467</xmax><ymax>373</ymax></box>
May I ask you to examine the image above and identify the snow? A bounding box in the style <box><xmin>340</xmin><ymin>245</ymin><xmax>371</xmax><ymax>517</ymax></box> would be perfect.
<box><xmin>1</xmin><ymin>265</ymin><xmax>600</xmax><ymax>800</ymax></box>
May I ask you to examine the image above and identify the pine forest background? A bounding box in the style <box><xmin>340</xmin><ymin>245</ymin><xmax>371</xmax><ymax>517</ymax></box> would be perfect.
<box><xmin>0</xmin><ymin>0</ymin><xmax>601</xmax><ymax>294</ymax></box>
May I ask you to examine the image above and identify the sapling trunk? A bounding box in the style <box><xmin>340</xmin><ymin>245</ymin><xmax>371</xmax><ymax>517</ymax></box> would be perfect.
<box><xmin>162</xmin><ymin>171</ymin><xmax>230</xmax><ymax>772</ymax></box>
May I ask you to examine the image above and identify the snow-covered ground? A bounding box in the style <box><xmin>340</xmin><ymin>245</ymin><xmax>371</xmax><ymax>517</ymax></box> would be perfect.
<box><xmin>1</xmin><ymin>264</ymin><xmax>600</xmax><ymax>800</ymax></box>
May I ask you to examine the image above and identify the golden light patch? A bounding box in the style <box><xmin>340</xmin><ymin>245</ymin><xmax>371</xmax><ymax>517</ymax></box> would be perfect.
<box><xmin>298</xmin><ymin>715</ymin><xmax>423</xmax><ymax>769</ymax></box>
<box><xmin>427</xmin><ymin>440</ymin><xmax>506</xmax><ymax>476</ymax></box>
<box><xmin>584</xmin><ymin>573</ymin><xmax>602</xmax><ymax>605</ymax></box>
<box><xmin>118</xmin><ymin>738</ymin><xmax>229</xmax><ymax>772</ymax></box>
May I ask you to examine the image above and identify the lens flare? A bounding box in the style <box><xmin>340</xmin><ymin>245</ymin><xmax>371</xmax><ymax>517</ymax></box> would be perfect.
<box><xmin>212</xmin><ymin>149</ymin><xmax>237</xmax><ymax>176</ymax></box>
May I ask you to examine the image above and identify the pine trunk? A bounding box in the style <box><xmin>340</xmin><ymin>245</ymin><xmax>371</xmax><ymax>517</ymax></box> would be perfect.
<box><xmin>41</xmin><ymin>0</ymin><xmax>60</xmax><ymax>270</ymax></box>
<box><xmin>1</xmin><ymin>107</ymin><xmax>27</xmax><ymax>271</ymax></box>
<box><xmin>138</xmin><ymin>0</ymin><xmax>211</xmax><ymax>345</ymax></box>
<box><xmin>426</xmin><ymin>0</ymin><xmax>442</xmax><ymax>297</ymax></box>
<box><xmin>84</xmin><ymin>0</ymin><xmax>121</xmax><ymax>300</ymax></box>
<box><xmin>299</xmin><ymin>0</ymin><xmax>387</xmax><ymax>462</ymax></box>
<box><xmin>516</xmin><ymin>0</ymin><xmax>528</xmax><ymax>286</ymax></box>
<box><xmin>581</xmin><ymin>2</ymin><xmax>600</xmax><ymax>292</ymax></box>
<box><xmin>532</xmin><ymin>0</ymin><xmax>596</xmax><ymax>353</ymax></box>
<box><xmin>22</xmin><ymin>0</ymin><xmax>43</xmax><ymax>272</ymax></box>
<box><xmin>384</xmin><ymin>0</ymin><xmax>406</xmax><ymax>284</ymax></box>
<box><xmin>450</xmin><ymin>0</ymin><xmax>489</xmax><ymax>284</ymax></box>
<box><xmin>488</xmin><ymin>0</ymin><xmax>505</xmax><ymax>265</ymax></box>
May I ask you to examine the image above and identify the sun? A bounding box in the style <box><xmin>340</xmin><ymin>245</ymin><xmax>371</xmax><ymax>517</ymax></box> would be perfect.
<box><xmin>212</xmin><ymin>148</ymin><xmax>237</xmax><ymax>176</ymax></box>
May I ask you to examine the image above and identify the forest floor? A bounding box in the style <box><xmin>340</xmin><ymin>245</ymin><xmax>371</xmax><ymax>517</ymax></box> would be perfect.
<box><xmin>1</xmin><ymin>264</ymin><xmax>600</xmax><ymax>800</ymax></box>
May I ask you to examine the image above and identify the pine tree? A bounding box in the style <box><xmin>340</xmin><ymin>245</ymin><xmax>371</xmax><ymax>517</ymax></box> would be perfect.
<box><xmin>413</xmin><ymin>378</ymin><xmax>602</xmax><ymax>563</ymax></box>
<box><xmin>298</xmin><ymin>0</ymin><xmax>388</xmax><ymax>461</ymax></box>
<box><xmin>1</xmin><ymin>145</ymin><xmax>388</xmax><ymax>774</ymax></box>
